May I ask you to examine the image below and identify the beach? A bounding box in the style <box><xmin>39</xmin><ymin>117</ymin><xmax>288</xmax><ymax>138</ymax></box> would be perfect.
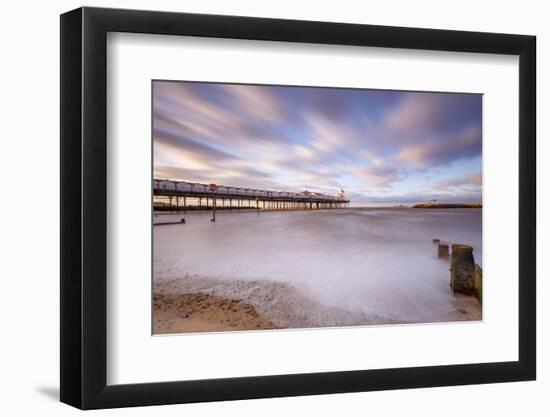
<box><xmin>153</xmin><ymin>292</ymin><xmax>277</xmax><ymax>334</ymax></box>
<box><xmin>153</xmin><ymin>273</ymin><xmax>412</xmax><ymax>333</ymax></box>
<box><xmin>153</xmin><ymin>275</ymin><xmax>481</xmax><ymax>334</ymax></box>
<box><xmin>153</xmin><ymin>208</ymin><xmax>482</xmax><ymax>334</ymax></box>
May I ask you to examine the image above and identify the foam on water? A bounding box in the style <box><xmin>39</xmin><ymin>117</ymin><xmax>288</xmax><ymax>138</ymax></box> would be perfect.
<box><xmin>154</xmin><ymin>208</ymin><xmax>482</xmax><ymax>323</ymax></box>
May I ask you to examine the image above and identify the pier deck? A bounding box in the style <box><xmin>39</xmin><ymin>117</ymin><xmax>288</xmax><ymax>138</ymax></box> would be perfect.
<box><xmin>153</xmin><ymin>179</ymin><xmax>350</xmax><ymax>212</ymax></box>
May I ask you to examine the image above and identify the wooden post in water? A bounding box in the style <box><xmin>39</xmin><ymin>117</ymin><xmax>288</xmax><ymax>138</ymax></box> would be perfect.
<box><xmin>438</xmin><ymin>243</ymin><xmax>449</xmax><ymax>258</ymax></box>
<box><xmin>450</xmin><ymin>244</ymin><xmax>476</xmax><ymax>294</ymax></box>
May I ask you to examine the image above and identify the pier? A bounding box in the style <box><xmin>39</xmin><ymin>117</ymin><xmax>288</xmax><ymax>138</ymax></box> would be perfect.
<box><xmin>153</xmin><ymin>179</ymin><xmax>350</xmax><ymax>214</ymax></box>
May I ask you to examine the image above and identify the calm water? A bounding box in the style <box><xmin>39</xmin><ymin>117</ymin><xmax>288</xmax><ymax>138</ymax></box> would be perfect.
<box><xmin>154</xmin><ymin>208</ymin><xmax>482</xmax><ymax>323</ymax></box>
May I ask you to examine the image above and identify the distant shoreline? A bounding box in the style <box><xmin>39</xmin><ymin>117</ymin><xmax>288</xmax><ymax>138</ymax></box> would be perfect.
<box><xmin>412</xmin><ymin>203</ymin><xmax>482</xmax><ymax>209</ymax></box>
<box><xmin>154</xmin><ymin>204</ymin><xmax>482</xmax><ymax>212</ymax></box>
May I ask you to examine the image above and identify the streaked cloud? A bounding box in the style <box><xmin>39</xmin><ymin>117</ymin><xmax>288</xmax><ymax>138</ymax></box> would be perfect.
<box><xmin>153</xmin><ymin>81</ymin><xmax>482</xmax><ymax>205</ymax></box>
<box><xmin>397</xmin><ymin>126</ymin><xmax>482</xmax><ymax>168</ymax></box>
<box><xmin>435</xmin><ymin>171</ymin><xmax>482</xmax><ymax>191</ymax></box>
<box><xmin>384</xmin><ymin>92</ymin><xmax>481</xmax><ymax>135</ymax></box>
<box><xmin>222</xmin><ymin>84</ymin><xmax>286</xmax><ymax>123</ymax></box>
<box><xmin>350</xmin><ymin>162</ymin><xmax>401</xmax><ymax>188</ymax></box>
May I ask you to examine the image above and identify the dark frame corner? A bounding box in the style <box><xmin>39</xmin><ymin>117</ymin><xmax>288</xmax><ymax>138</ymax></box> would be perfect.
<box><xmin>60</xmin><ymin>6</ymin><xmax>536</xmax><ymax>410</ymax></box>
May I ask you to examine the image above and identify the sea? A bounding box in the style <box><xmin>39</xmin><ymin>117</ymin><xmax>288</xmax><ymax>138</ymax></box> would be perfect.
<box><xmin>153</xmin><ymin>208</ymin><xmax>482</xmax><ymax>324</ymax></box>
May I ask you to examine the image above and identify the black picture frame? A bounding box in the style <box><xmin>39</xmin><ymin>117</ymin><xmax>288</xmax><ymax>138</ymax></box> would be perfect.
<box><xmin>60</xmin><ymin>6</ymin><xmax>536</xmax><ymax>410</ymax></box>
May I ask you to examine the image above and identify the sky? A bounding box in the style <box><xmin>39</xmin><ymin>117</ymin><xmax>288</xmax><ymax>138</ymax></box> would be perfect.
<box><xmin>153</xmin><ymin>81</ymin><xmax>482</xmax><ymax>206</ymax></box>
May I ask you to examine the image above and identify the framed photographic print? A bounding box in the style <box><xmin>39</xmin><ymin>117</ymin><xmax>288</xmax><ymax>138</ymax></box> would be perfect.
<box><xmin>60</xmin><ymin>7</ymin><xmax>536</xmax><ymax>409</ymax></box>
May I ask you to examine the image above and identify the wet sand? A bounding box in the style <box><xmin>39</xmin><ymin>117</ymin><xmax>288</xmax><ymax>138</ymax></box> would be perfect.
<box><xmin>153</xmin><ymin>283</ymin><xmax>480</xmax><ymax>334</ymax></box>
<box><xmin>153</xmin><ymin>273</ymin><xmax>481</xmax><ymax>334</ymax></box>
<box><xmin>154</xmin><ymin>293</ymin><xmax>277</xmax><ymax>334</ymax></box>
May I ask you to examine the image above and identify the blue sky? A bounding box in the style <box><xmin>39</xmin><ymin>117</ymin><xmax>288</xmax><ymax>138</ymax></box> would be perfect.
<box><xmin>153</xmin><ymin>81</ymin><xmax>482</xmax><ymax>206</ymax></box>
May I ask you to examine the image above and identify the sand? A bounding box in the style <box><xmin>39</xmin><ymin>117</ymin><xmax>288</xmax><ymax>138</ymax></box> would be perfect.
<box><xmin>153</xmin><ymin>274</ymin><xmax>402</xmax><ymax>334</ymax></box>
<box><xmin>154</xmin><ymin>293</ymin><xmax>277</xmax><ymax>334</ymax></box>
<box><xmin>450</xmin><ymin>293</ymin><xmax>482</xmax><ymax>321</ymax></box>
<box><xmin>153</xmin><ymin>273</ymin><xmax>482</xmax><ymax>334</ymax></box>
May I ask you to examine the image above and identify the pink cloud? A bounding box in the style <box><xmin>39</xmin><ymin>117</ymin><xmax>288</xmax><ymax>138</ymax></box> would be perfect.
<box><xmin>435</xmin><ymin>171</ymin><xmax>482</xmax><ymax>191</ymax></box>
<box><xmin>350</xmin><ymin>163</ymin><xmax>400</xmax><ymax>188</ymax></box>
<box><xmin>223</xmin><ymin>84</ymin><xmax>285</xmax><ymax>123</ymax></box>
<box><xmin>396</xmin><ymin>126</ymin><xmax>481</xmax><ymax>168</ymax></box>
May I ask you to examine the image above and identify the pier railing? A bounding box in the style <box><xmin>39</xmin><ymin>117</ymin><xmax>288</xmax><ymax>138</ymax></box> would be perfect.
<box><xmin>153</xmin><ymin>178</ymin><xmax>350</xmax><ymax>212</ymax></box>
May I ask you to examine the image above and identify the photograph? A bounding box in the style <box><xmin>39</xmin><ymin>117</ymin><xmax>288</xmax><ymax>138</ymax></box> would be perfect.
<box><xmin>1</xmin><ymin>0</ymin><xmax>542</xmax><ymax>413</ymax></box>
<box><xmin>152</xmin><ymin>80</ymin><xmax>483</xmax><ymax>335</ymax></box>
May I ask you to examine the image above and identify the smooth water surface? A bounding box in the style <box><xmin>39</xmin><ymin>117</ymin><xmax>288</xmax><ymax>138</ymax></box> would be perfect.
<box><xmin>154</xmin><ymin>208</ymin><xmax>482</xmax><ymax>323</ymax></box>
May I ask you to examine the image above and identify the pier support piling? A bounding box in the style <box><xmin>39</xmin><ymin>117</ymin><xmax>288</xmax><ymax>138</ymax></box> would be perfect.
<box><xmin>211</xmin><ymin>195</ymin><xmax>216</xmax><ymax>222</ymax></box>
